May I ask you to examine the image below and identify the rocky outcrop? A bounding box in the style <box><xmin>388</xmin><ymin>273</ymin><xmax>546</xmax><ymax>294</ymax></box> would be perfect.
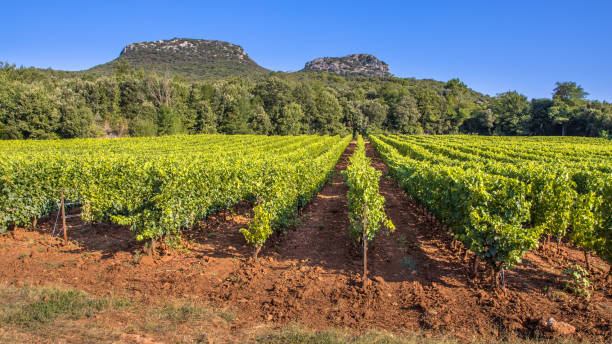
<box><xmin>303</xmin><ymin>54</ymin><xmax>390</xmax><ymax>77</ymax></box>
<box><xmin>119</xmin><ymin>38</ymin><xmax>251</xmax><ymax>63</ymax></box>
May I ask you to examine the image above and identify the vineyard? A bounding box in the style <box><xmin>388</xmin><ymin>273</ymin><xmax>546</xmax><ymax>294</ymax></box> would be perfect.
<box><xmin>0</xmin><ymin>134</ymin><xmax>350</xmax><ymax>254</ymax></box>
<box><xmin>370</xmin><ymin>134</ymin><xmax>612</xmax><ymax>284</ymax></box>
<box><xmin>0</xmin><ymin>134</ymin><xmax>611</xmax><ymax>343</ymax></box>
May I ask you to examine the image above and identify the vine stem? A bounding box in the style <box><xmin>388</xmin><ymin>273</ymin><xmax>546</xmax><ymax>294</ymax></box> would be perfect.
<box><xmin>472</xmin><ymin>255</ymin><xmax>480</xmax><ymax>279</ymax></box>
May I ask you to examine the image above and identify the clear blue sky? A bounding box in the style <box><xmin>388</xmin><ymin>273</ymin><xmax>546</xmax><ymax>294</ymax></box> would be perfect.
<box><xmin>2</xmin><ymin>0</ymin><xmax>611</xmax><ymax>101</ymax></box>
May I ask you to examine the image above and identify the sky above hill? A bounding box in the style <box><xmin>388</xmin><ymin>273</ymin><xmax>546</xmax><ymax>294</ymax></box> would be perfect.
<box><xmin>2</xmin><ymin>0</ymin><xmax>611</xmax><ymax>101</ymax></box>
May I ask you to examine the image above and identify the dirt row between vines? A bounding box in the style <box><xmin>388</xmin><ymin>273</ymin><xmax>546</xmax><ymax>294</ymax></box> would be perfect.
<box><xmin>0</xmin><ymin>141</ymin><xmax>610</xmax><ymax>343</ymax></box>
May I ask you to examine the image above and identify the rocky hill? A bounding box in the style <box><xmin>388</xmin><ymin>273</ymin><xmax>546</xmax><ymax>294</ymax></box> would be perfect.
<box><xmin>87</xmin><ymin>38</ymin><xmax>269</xmax><ymax>79</ymax></box>
<box><xmin>303</xmin><ymin>54</ymin><xmax>390</xmax><ymax>77</ymax></box>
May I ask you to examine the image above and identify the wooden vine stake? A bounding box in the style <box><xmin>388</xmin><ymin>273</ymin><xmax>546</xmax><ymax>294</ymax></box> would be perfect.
<box><xmin>584</xmin><ymin>249</ymin><xmax>591</xmax><ymax>271</ymax></box>
<box><xmin>362</xmin><ymin>204</ymin><xmax>368</xmax><ymax>289</ymax></box>
<box><xmin>252</xmin><ymin>196</ymin><xmax>264</xmax><ymax>262</ymax></box>
<box><xmin>149</xmin><ymin>238</ymin><xmax>156</xmax><ymax>257</ymax></box>
<box><xmin>61</xmin><ymin>190</ymin><xmax>67</xmax><ymax>244</ymax></box>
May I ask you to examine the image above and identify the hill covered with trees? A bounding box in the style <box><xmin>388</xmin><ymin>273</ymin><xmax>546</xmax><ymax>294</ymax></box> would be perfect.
<box><xmin>0</xmin><ymin>38</ymin><xmax>610</xmax><ymax>140</ymax></box>
<box><xmin>87</xmin><ymin>38</ymin><xmax>269</xmax><ymax>80</ymax></box>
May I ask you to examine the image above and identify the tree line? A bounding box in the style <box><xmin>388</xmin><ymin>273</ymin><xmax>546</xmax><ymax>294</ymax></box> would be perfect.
<box><xmin>0</xmin><ymin>61</ymin><xmax>610</xmax><ymax>139</ymax></box>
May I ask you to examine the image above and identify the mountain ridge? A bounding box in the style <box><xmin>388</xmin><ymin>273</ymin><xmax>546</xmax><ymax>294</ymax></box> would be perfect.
<box><xmin>7</xmin><ymin>38</ymin><xmax>396</xmax><ymax>81</ymax></box>
<box><xmin>85</xmin><ymin>38</ymin><xmax>393</xmax><ymax>80</ymax></box>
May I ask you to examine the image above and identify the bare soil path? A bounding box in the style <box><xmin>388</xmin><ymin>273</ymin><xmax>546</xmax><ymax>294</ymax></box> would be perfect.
<box><xmin>274</xmin><ymin>141</ymin><xmax>356</xmax><ymax>272</ymax></box>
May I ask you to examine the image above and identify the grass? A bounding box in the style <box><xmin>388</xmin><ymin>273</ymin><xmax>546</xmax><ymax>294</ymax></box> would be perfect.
<box><xmin>5</xmin><ymin>290</ymin><xmax>106</xmax><ymax>326</ymax></box>
<box><xmin>0</xmin><ymin>284</ymin><xmax>233</xmax><ymax>342</ymax></box>
<box><xmin>256</xmin><ymin>325</ymin><xmax>590</xmax><ymax>344</ymax></box>
<box><xmin>42</xmin><ymin>262</ymin><xmax>64</xmax><ymax>269</ymax></box>
<box><xmin>0</xmin><ymin>285</ymin><xmax>130</xmax><ymax>328</ymax></box>
<box><xmin>219</xmin><ymin>309</ymin><xmax>235</xmax><ymax>323</ymax></box>
<box><xmin>131</xmin><ymin>251</ymin><xmax>143</xmax><ymax>265</ymax></box>
<box><xmin>0</xmin><ymin>284</ymin><xmax>599</xmax><ymax>344</ymax></box>
<box><xmin>156</xmin><ymin>302</ymin><xmax>210</xmax><ymax>323</ymax></box>
<box><xmin>257</xmin><ymin>325</ymin><xmax>451</xmax><ymax>344</ymax></box>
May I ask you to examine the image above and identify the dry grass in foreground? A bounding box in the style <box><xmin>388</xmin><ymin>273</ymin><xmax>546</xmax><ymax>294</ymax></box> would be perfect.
<box><xmin>0</xmin><ymin>283</ymin><xmax>595</xmax><ymax>344</ymax></box>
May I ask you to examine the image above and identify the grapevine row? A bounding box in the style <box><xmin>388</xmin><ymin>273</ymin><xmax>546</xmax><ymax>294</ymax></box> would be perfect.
<box><xmin>240</xmin><ymin>135</ymin><xmax>352</xmax><ymax>258</ymax></box>
<box><xmin>343</xmin><ymin>136</ymin><xmax>394</xmax><ymax>285</ymax></box>
<box><xmin>0</xmin><ymin>135</ymin><xmax>351</xmax><ymax>255</ymax></box>
<box><xmin>371</xmin><ymin>134</ymin><xmax>611</xmax><ymax>281</ymax></box>
<box><xmin>344</xmin><ymin>136</ymin><xmax>394</xmax><ymax>244</ymax></box>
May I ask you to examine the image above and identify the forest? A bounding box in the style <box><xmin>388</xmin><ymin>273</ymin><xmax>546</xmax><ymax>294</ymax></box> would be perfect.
<box><xmin>1</xmin><ymin>61</ymin><xmax>610</xmax><ymax>140</ymax></box>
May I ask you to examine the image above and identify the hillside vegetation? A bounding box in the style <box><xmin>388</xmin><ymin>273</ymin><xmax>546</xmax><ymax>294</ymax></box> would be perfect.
<box><xmin>87</xmin><ymin>38</ymin><xmax>269</xmax><ymax>80</ymax></box>
<box><xmin>0</xmin><ymin>37</ymin><xmax>610</xmax><ymax>140</ymax></box>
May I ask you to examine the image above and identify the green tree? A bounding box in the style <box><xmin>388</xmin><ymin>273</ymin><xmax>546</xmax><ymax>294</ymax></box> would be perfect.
<box><xmin>220</xmin><ymin>95</ymin><xmax>252</xmax><ymax>134</ymax></box>
<box><xmin>412</xmin><ymin>86</ymin><xmax>447</xmax><ymax>134</ymax></box>
<box><xmin>567</xmin><ymin>105</ymin><xmax>608</xmax><ymax>137</ymax></box>
<box><xmin>553</xmin><ymin>81</ymin><xmax>588</xmax><ymax>105</ymax></box>
<box><xmin>185</xmin><ymin>99</ymin><xmax>215</xmax><ymax>134</ymax></box>
<box><xmin>213</xmin><ymin>80</ymin><xmax>253</xmax><ymax>134</ymax></box>
<box><xmin>248</xmin><ymin>104</ymin><xmax>273</xmax><ymax>134</ymax></box>
<box><xmin>314</xmin><ymin>89</ymin><xmax>346</xmax><ymax>135</ymax></box>
<box><xmin>343</xmin><ymin>100</ymin><xmax>368</xmax><ymax>134</ymax></box>
<box><xmin>157</xmin><ymin>105</ymin><xmax>184</xmax><ymax>135</ymax></box>
<box><xmin>444</xmin><ymin>78</ymin><xmax>475</xmax><ymax>131</ymax></box>
<box><xmin>359</xmin><ymin>99</ymin><xmax>388</xmax><ymax>131</ymax></box>
<box><xmin>388</xmin><ymin>94</ymin><xmax>421</xmax><ymax>134</ymax></box>
<box><xmin>461</xmin><ymin>108</ymin><xmax>495</xmax><ymax>135</ymax></box>
<box><xmin>276</xmin><ymin>102</ymin><xmax>304</xmax><ymax>135</ymax></box>
<box><xmin>57</xmin><ymin>96</ymin><xmax>97</xmax><ymax>138</ymax></box>
<box><xmin>253</xmin><ymin>77</ymin><xmax>291</xmax><ymax>112</ymax></box>
<box><xmin>492</xmin><ymin>91</ymin><xmax>530</xmax><ymax>135</ymax></box>
<box><xmin>14</xmin><ymin>86</ymin><xmax>59</xmax><ymax>139</ymax></box>
<box><xmin>292</xmin><ymin>83</ymin><xmax>319</xmax><ymax>133</ymax></box>
<box><xmin>550</xmin><ymin>82</ymin><xmax>589</xmax><ymax>136</ymax></box>
<box><xmin>528</xmin><ymin>98</ymin><xmax>554</xmax><ymax>135</ymax></box>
